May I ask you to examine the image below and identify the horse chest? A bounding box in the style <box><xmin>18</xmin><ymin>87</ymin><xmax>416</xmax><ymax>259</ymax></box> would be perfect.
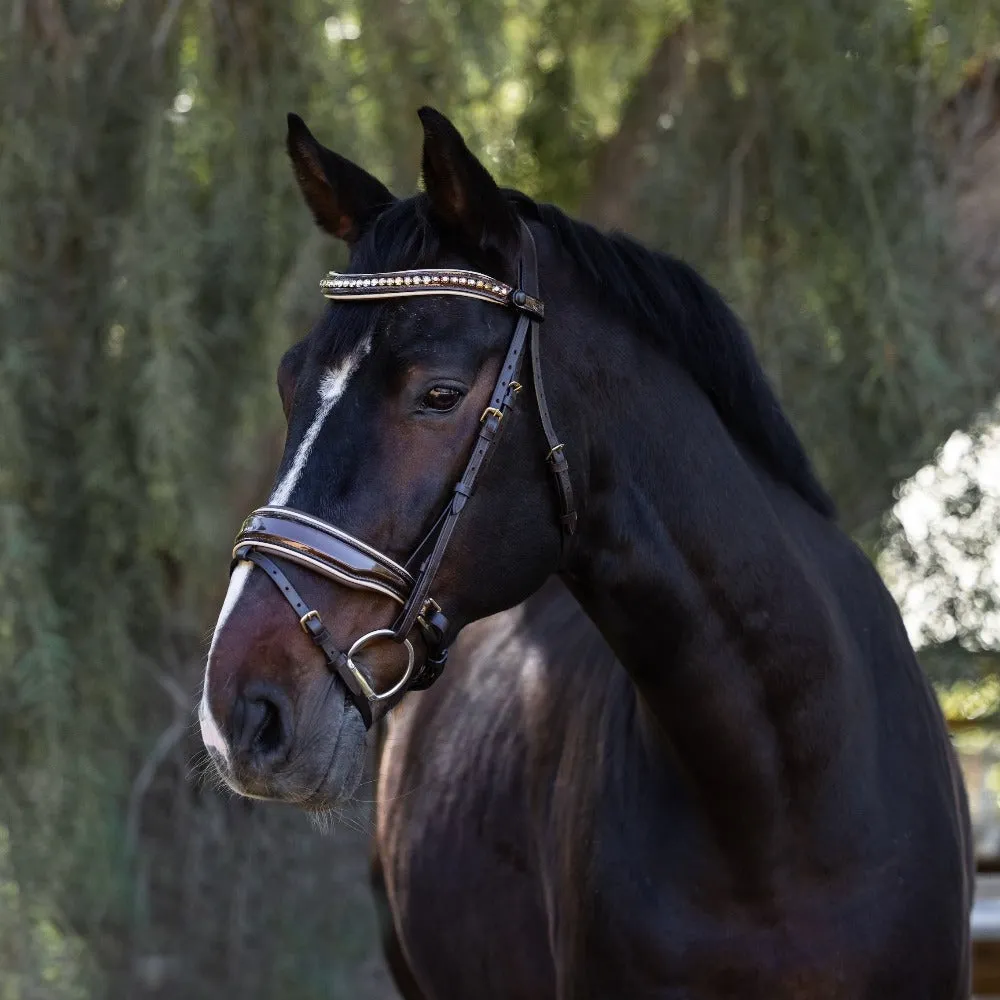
<box><xmin>397</xmin><ymin>818</ymin><xmax>555</xmax><ymax>1000</ymax></box>
<box><xmin>378</xmin><ymin>703</ymin><xmax>557</xmax><ymax>1000</ymax></box>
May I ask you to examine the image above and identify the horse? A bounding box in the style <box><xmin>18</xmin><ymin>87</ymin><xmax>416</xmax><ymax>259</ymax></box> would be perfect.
<box><xmin>199</xmin><ymin>106</ymin><xmax>973</xmax><ymax>998</ymax></box>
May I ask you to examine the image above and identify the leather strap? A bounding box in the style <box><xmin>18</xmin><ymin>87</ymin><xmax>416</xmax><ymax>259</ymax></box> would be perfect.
<box><xmin>532</xmin><ymin>326</ymin><xmax>576</xmax><ymax>535</ymax></box>
<box><xmin>391</xmin><ymin>290</ymin><xmax>534</xmax><ymax>641</ymax></box>
<box><xmin>519</xmin><ymin>225</ymin><xmax>577</xmax><ymax>538</ymax></box>
<box><xmin>392</xmin><ymin>220</ymin><xmax>576</xmax><ymax>645</ymax></box>
<box><xmin>235</xmin><ymin>548</ymin><xmax>375</xmax><ymax>727</ymax></box>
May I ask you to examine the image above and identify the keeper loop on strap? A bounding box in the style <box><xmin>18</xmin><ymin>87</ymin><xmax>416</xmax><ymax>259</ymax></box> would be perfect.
<box><xmin>511</xmin><ymin>288</ymin><xmax>545</xmax><ymax>320</ymax></box>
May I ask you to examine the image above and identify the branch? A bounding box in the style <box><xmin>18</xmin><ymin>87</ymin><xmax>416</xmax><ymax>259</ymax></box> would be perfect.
<box><xmin>580</xmin><ymin>22</ymin><xmax>695</xmax><ymax>231</ymax></box>
<box><xmin>124</xmin><ymin>660</ymin><xmax>197</xmax><ymax>858</ymax></box>
<box><xmin>28</xmin><ymin>0</ymin><xmax>77</xmax><ymax>64</ymax></box>
<box><xmin>152</xmin><ymin>0</ymin><xmax>186</xmax><ymax>57</ymax></box>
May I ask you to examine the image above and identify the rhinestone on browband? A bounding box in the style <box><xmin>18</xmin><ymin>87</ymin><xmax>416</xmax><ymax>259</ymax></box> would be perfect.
<box><xmin>319</xmin><ymin>268</ymin><xmax>544</xmax><ymax>319</ymax></box>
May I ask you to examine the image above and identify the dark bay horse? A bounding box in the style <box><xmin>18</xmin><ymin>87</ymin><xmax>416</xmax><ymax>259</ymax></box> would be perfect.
<box><xmin>200</xmin><ymin>107</ymin><xmax>973</xmax><ymax>998</ymax></box>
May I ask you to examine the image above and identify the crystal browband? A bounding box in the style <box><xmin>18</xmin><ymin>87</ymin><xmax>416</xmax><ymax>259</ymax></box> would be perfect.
<box><xmin>320</xmin><ymin>268</ymin><xmax>544</xmax><ymax>319</ymax></box>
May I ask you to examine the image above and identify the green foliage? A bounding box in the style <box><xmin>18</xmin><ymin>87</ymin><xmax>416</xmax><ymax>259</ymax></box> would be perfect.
<box><xmin>0</xmin><ymin>826</ymin><xmax>92</xmax><ymax>1000</ymax></box>
<box><xmin>0</xmin><ymin>1</ymin><xmax>386</xmax><ymax>994</ymax></box>
<box><xmin>0</xmin><ymin>0</ymin><xmax>998</xmax><ymax>995</ymax></box>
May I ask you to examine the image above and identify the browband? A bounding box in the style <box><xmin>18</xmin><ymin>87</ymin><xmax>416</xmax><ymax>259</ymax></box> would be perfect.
<box><xmin>320</xmin><ymin>268</ymin><xmax>544</xmax><ymax>320</ymax></box>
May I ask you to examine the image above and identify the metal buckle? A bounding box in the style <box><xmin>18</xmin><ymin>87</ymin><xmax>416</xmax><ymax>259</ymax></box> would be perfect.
<box><xmin>299</xmin><ymin>609</ymin><xmax>321</xmax><ymax>634</ymax></box>
<box><xmin>481</xmin><ymin>406</ymin><xmax>503</xmax><ymax>425</ymax></box>
<box><xmin>546</xmin><ymin>443</ymin><xmax>565</xmax><ymax>461</ymax></box>
<box><xmin>417</xmin><ymin>597</ymin><xmax>441</xmax><ymax>627</ymax></box>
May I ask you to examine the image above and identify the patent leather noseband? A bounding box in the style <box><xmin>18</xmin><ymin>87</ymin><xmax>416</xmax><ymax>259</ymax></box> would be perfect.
<box><xmin>231</xmin><ymin>221</ymin><xmax>576</xmax><ymax>727</ymax></box>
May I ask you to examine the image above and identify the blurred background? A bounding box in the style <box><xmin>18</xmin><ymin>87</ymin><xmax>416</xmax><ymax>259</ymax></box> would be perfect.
<box><xmin>1</xmin><ymin>0</ymin><xmax>999</xmax><ymax>996</ymax></box>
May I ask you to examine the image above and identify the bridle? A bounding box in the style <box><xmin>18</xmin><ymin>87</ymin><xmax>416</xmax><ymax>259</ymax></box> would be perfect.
<box><xmin>230</xmin><ymin>220</ymin><xmax>576</xmax><ymax>727</ymax></box>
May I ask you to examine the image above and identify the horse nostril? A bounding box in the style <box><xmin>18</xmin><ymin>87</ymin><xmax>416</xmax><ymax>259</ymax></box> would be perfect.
<box><xmin>231</xmin><ymin>683</ymin><xmax>292</xmax><ymax>765</ymax></box>
<box><xmin>253</xmin><ymin>700</ymin><xmax>282</xmax><ymax>755</ymax></box>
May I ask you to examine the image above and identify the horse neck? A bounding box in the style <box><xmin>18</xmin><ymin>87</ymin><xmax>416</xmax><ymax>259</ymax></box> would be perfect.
<box><xmin>548</xmin><ymin>298</ymin><xmax>860</xmax><ymax>871</ymax></box>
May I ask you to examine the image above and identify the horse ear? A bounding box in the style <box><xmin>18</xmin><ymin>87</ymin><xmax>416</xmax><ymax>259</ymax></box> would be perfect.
<box><xmin>286</xmin><ymin>113</ymin><xmax>395</xmax><ymax>243</ymax></box>
<box><xmin>417</xmin><ymin>106</ymin><xmax>517</xmax><ymax>251</ymax></box>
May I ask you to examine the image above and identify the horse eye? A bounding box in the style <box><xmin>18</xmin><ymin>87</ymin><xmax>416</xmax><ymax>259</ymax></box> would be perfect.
<box><xmin>423</xmin><ymin>386</ymin><xmax>463</xmax><ymax>412</ymax></box>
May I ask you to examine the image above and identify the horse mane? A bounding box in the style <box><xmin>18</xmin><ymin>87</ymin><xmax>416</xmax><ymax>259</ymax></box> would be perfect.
<box><xmin>343</xmin><ymin>192</ymin><xmax>836</xmax><ymax>519</ymax></box>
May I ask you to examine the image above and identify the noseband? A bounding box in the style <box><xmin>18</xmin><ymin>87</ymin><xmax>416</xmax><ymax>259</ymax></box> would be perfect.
<box><xmin>231</xmin><ymin>221</ymin><xmax>576</xmax><ymax>727</ymax></box>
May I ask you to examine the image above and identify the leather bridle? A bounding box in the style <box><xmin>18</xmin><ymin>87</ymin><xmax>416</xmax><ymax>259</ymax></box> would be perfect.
<box><xmin>230</xmin><ymin>221</ymin><xmax>576</xmax><ymax>727</ymax></box>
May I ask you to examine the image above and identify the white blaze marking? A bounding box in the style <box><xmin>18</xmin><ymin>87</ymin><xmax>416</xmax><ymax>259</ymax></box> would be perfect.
<box><xmin>200</xmin><ymin>559</ymin><xmax>253</xmax><ymax>761</ymax></box>
<box><xmin>200</xmin><ymin>337</ymin><xmax>371</xmax><ymax>759</ymax></box>
<box><xmin>269</xmin><ymin>337</ymin><xmax>371</xmax><ymax>506</ymax></box>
